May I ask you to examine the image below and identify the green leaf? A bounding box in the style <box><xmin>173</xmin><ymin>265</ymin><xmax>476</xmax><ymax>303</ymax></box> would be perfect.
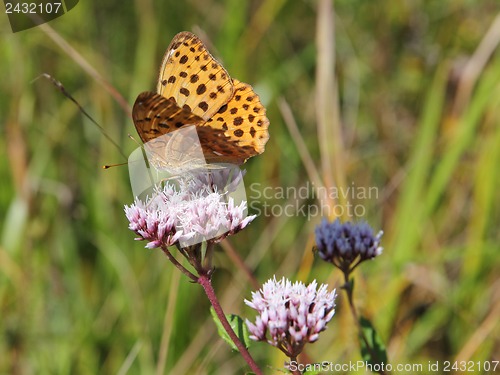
<box><xmin>359</xmin><ymin>316</ymin><xmax>388</xmax><ymax>369</ymax></box>
<box><xmin>210</xmin><ymin>307</ymin><xmax>252</xmax><ymax>351</ymax></box>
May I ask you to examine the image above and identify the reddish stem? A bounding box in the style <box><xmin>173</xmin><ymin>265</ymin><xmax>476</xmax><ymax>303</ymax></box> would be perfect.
<box><xmin>289</xmin><ymin>356</ymin><xmax>302</xmax><ymax>375</ymax></box>
<box><xmin>160</xmin><ymin>246</ymin><xmax>197</xmax><ymax>282</ymax></box>
<box><xmin>197</xmin><ymin>273</ymin><xmax>263</xmax><ymax>375</ymax></box>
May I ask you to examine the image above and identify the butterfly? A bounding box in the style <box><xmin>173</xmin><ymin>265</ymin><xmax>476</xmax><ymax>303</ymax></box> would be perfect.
<box><xmin>131</xmin><ymin>31</ymin><xmax>270</xmax><ymax>171</ymax></box>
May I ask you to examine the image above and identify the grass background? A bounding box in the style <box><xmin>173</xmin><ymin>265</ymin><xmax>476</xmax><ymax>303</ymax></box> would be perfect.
<box><xmin>1</xmin><ymin>0</ymin><xmax>500</xmax><ymax>374</ymax></box>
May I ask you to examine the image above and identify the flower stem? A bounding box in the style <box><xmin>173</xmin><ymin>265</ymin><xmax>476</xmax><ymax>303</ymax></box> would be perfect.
<box><xmin>289</xmin><ymin>356</ymin><xmax>302</xmax><ymax>375</ymax></box>
<box><xmin>160</xmin><ymin>246</ymin><xmax>198</xmax><ymax>282</ymax></box>
<box><xmin>343</xmin><ymin>272</ymin><xmax>389</xmax><ymax>375</ymax></box>
<box><xmin>197</xmin><ymin>273</ymin><xmax>263</xmax><ymax>375</ymax></box>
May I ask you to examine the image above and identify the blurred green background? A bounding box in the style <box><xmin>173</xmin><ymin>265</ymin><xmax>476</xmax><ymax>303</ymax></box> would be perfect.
<box><xmin>1</xmin><ymin>0</ymin><xmax>499</xmax><ymax>374</ymax></box>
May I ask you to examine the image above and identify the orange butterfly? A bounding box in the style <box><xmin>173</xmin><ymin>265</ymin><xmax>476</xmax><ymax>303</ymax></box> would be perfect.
<box><xmin>132</xmin><ymin>32</ymin><xmax>270</xmax><ymax>169</ymax></box>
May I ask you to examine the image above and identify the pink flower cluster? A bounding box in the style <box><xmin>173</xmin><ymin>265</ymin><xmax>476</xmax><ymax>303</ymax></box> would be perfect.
<box><xmin>245</xmin><ymin>277</ymin><xmax>337</xmax><ymax>357</ymax></box>
<box><xmin>125</xmin><ymin>182</ymin><xmax>255</xmax><ymax>249</ymax></box>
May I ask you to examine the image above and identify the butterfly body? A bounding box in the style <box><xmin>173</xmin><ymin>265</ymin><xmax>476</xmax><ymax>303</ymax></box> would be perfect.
<box><xmin>132</xmin><ymin>32</ymin><xmax>270</xmax><ymax>168</ymax></box>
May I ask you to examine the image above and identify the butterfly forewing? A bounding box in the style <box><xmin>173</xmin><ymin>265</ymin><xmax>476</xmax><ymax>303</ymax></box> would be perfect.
<box><xmin>156</xmin><ymin>32</ymin><xmax>234</xmax><ymax>120</ymax></box>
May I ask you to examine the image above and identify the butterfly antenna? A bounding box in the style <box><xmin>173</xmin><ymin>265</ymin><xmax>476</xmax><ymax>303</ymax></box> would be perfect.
<box><xmin>33</xmin><ymin>73</ymin><xmax>128</xmax><ymax>160</ymax></box>
<box><xmin>102</xmin><ymin>162</ymin><xmax>129</xmax><ymax>169</ymax></box>
<box><xmin>128</xmin><ymin>133</ymin><xmax>143</xmax><ymax>148</ymax></box>
<box><xmin>127</xmin><ymin>133</ymin><xmax>153</xmax><ymax>168</ymax></box>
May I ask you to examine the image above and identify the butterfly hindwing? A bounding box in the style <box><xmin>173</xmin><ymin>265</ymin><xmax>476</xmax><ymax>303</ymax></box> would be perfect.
<box><xmin>201</xmin><ymin>80</ymin><xmax>270</xmax><ymax>163</ymax></box>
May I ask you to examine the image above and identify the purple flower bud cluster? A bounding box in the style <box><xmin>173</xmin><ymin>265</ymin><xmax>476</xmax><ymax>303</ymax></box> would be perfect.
<box><xmin>245</xmin><ymin>277</ymin><xmax>336</xmax><ymax>357</ymax></box>
<box><xmin>315</xmin><ymin>219</ymin><xmax>383</xmax><ymax>273</ymax></box>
